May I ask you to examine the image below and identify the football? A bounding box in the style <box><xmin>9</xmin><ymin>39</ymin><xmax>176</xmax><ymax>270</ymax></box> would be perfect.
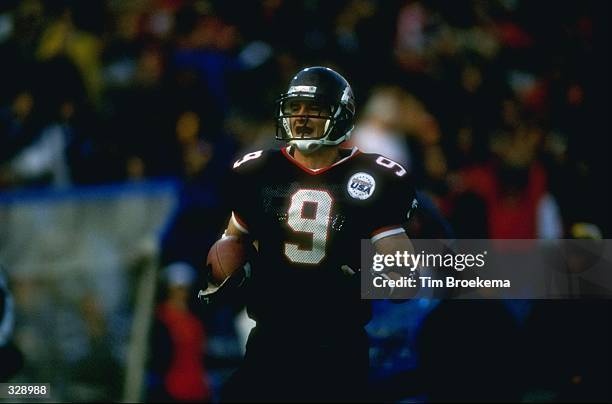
<box><xmin>207</xmin><ymin>236</ymin><xmax>248</xmax><ymax>285</ymax></box>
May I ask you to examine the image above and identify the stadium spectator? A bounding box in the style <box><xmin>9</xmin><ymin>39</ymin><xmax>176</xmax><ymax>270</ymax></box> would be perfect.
<box><xmin>147</xmin><ymin>262</ymin><xmax>211</xmax><ymax>402</ymax></box>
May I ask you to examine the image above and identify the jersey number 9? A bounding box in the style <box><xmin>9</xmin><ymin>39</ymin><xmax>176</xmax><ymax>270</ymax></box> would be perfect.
<box><xmin>284</xmin><ymin>189</ymin><xmax>333</xmax><ymax>265</ymax></box>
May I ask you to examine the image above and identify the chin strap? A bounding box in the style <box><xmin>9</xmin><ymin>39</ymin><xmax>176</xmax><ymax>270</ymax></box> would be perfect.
<box><xmin>290</xmin><ymin>139</ymin><xmax>324</xmax><ymax>154</ymax></box>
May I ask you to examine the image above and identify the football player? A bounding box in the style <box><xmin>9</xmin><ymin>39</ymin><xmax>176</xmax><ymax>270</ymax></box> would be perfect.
<box><xmin>211</xmin><ymin>67</ymin><xmax>418</xmax><ymax>401</ymax></box>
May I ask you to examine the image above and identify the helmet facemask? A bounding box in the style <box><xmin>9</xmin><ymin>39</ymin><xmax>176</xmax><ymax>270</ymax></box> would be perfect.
<box><xmin>276</xmin><ymin>93</ymin><xmax>355</xmax><ymax>154</ymax></box>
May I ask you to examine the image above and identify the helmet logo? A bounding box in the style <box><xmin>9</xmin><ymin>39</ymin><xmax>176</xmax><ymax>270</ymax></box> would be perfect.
<box><xmin>347</xmin><ymin>172</ymin><xmax>376</xmax><ymax>200</ymax></box>
<box><xmin>289</xmin><ymin>85</ymin><xmax>317</xmax><ymax>94</ymax></box>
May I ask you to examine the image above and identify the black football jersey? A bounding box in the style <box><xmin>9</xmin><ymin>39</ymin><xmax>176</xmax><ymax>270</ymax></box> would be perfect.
<box><xmin>227</xmin><ymin>146</ymin><xmax>417</xmax><ymax>333</ymax></box>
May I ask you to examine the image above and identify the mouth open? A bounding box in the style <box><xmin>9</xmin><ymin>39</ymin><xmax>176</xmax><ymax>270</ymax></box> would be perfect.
<box><xmin>295</xmin><ymin>125</ymin><xmax>314</xmax><ymax>137</ymax></box>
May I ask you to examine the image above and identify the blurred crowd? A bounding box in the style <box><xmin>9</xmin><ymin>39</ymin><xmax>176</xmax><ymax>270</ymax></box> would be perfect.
<box><xmin>0</xmin><ymin>0</ymin><xmax>608</xmax><ymax>239</ymax></box>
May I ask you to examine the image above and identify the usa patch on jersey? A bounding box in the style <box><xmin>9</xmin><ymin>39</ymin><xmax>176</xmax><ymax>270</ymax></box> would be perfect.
<box><xmin>347</xmin><ymin>172</ymin><xmax>376</xmax><ymax>200</ymax></box>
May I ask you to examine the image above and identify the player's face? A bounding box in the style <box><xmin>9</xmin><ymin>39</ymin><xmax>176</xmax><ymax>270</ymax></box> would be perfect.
<box><xmin>285</xmin><ymin>99</ymin><xmax>331</xmax><ymax>139</ymax></box>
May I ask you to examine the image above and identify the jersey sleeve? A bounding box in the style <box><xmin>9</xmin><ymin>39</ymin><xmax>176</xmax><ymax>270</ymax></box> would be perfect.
<box><xmin>225</xmin><ymin>150</ymin><xmax>265</xmax><ymax>235</ymax></box>
<box><xmin>224</xmin><ymin>165</ymin><xmax>253</xmax><ymax>235</ymax></box>
<box><xmin>226</xmin><ymin>170</ymin><xmax>250</xmax><ymax>234</ymax></box>
<box><xmin>368</xmin><ymin>174</ymin><xmax>418</xmax><ymax>242</ymax></box>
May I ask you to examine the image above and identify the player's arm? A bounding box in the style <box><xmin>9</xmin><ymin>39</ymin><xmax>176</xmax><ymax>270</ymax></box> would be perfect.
<box><xmin>199</xmin><ymin>153</ymin><xmax>263</xmax><ymax>304</ymax></box>
<box><xmin>198</xmin><ymin>211</ymin><xmax>257</xmax><ymax>306</ymax></box>
<box><xmin>209</xmin><ymin>212</ymin><xmax>254</xmax><ymax>286</ymax></box>
<box><xmin>372</xmin><ymin>231</ymin><xmax>420</xmax><ymax>300</ymax></box>
<box><xmin>225</xmin><ymin>211</ymin><xmax>259</xmax><ymax>254</ymax></box>
<box><xmin>224</xmin><ymin>212</ymin><xmax>251</xmax><ymax>239</ymax></box>
<box><xmin>373</xmin><ymin>231</ymin><xmax>414</xmax><ymax>256</ymax></box>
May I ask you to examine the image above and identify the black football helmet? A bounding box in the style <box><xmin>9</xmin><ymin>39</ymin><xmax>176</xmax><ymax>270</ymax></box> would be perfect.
<box><xmin>276</xmin><ymin>66</ymin><xmax>356</xmax><ymax>153</ymax></box>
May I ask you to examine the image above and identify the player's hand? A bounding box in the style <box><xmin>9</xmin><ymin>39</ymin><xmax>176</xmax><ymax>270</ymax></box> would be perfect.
<box><xmin>197</xmin><ymin>263</ymin><xmax>251</xmax><ymax>305</ymax></box>
<box><xmin>197</xmin><ymin>264</ymin><xmax>222</xmax><ymax>303</ymax></box>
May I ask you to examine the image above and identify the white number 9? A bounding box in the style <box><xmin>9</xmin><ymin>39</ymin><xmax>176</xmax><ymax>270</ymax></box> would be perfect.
<box><xmin>376</xmin><ymin>156</ymin><xmax>407</xmax><ymax>177</ymax></box>
<box><xmin>233</xmin><ymin>150</ymin><xmax>263</xmax><ymax>168</ymax></box>
<box><xmin>284</xmin><ymin>189</ymin><xmax>333</xmax><ymax>265</ymax></box>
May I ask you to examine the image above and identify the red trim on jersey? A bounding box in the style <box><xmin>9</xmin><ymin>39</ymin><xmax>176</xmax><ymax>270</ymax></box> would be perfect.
<box><xmin>371</xmin><ymin>224</ymin><xmax>404</xmax><ymax>238</ymax></box>
<box><xmin>281</xmin><ymin>146</ymin><xmax>361</xmax><ymax>175</ymax></box>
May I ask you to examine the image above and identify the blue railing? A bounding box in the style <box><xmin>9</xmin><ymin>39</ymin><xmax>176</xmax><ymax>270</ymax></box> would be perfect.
<box><xmin>0</xmin><ymin>178</ymin><xmax>181</xmax><ymax>205</ymax></box>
